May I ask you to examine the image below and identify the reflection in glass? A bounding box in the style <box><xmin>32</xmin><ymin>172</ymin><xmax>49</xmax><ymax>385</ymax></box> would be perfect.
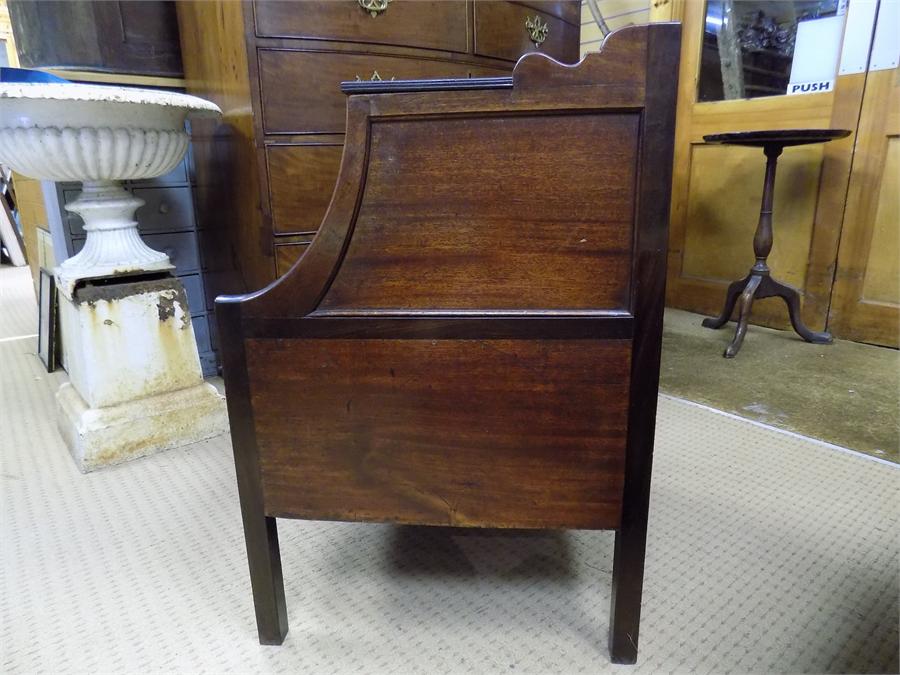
<box><xmin>699</xmin><ymin>0</ymin><xmax>840</xmax><ymax>101</ymax></box>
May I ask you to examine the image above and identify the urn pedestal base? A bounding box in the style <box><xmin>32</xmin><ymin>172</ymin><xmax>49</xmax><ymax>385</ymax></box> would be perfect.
<box><xmin>56</xmin><ymin>274</ymin><xmax>227</xmax><ymax>472</ymax></box>
<box><xmin>57</xmin><ymin>380</ymin><xmax>227</xmax><ymax>472</ymax></box>
<box><xmin>54</xmin><ymin>182</ymin><xmax>175</xmax><ymax>298</ymax></box>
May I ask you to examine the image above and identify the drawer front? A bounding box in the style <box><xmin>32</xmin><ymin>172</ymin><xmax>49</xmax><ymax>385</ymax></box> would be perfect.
<box><xmin>134</xmin><ymin>187</ymin><xmax>196</xmax><ymax>233</ymax></box>
<box><xmin>468</xmin><ymin>65</ymin><xmax>514</xmax><ymax>78</ymax></box>
<box><xmin>192</xmin><ymin>313</ymin><xmax>212</xmax><ymax>353</ymax></box>
<box><xmin>134</xmin><ymin>155</ymin><xmax>190</xmax><ymax>187</ymax></box>
<box><xmin>474</xmin><ymin>1</ymin><xmax>579</xmax><ymax>63</ymax></box>
<box><xmin>517</xmin><ymin>1</ymin><xmax>580</xmax><ymax>24</ymax></box>
<box><xmin>62</xmin><ymin>188</ymin><xmax>84</xmax><ymax>235</ymax></box>
<box><xmin>208</xmin><ymin>315</ymin><xmax>218</xmax><ymax>352</ymax></box>
<box><xmin>142</xmin><ymin>232</ymin><xmax>201</xmax><ymax>275</ymax></box>
<box><xmin>198</xmin><ymin>351</ymin><xmax>218</xmax><ymax>379</ymax></box>
<box><xmin>254</xmin><ymin>1</ymin><xmax>468</xmax><ymax>53</ymax></box>
<box><xmin>71</xmin><ymin>233</ymin><xmax>199</xmax><ymax>276</ymax></box>
<box><xmin>259</xmin><ymin>50</ymin><xmax>474</xmax><ymax>134</ymax></box>
<box><xmin>179</xmin><ymin>273</ymin><xmax>204</xmax><ymax>316</ymax></box>
<box><xmin>267</xmin><ymin>144</ymin><xmax>344</xmax><ymax>235</ymax></box>
<box><xmin>275</xmin><ymin>236</ymin><xmax>315</xmax><ymax>277</ymax></box>
<box><xmin>64</xmin><ymin>186</ymin><xmax>195</xmax><ymax>235</ymax></box>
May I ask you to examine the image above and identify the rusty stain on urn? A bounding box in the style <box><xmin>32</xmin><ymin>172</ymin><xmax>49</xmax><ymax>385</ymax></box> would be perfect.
<box><xmin>60</xmin><ymin>275</ymin><xmax>200</xmax><ymax>408</ymax></box>
<box><xmin>70</xmin><ymin>276</ymin><xmax>191</xmax><ymax>327</ymax></box>
<box><xmin>157</xmin><ymin>292</ymin><xmax>178</xmax><ymax>321</ymax></box>
<box><xmin>91</xmin><ymin>429</ymin><xmax>176</xmax><ymax>467</ymax></box>
<box><xmin>155</xmin><ymin>287</ymin><xmax>190</xmax><ymax>327</ymax></box>
<box><xmin>73</xmin><ymin>276</ymin><xmax>183</xmax><ymax>304</ymax></box>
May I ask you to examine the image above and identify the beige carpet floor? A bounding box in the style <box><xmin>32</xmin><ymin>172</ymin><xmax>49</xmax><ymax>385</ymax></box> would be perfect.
<box><xmin>1</xmin><ymin>264</ymin><xmax>898</xmax><ymax>673</ymax></box>
<box><xmin>0</xmin><ymin>265</ymin><xmax>36</xmax><ymax>339</ymax></box>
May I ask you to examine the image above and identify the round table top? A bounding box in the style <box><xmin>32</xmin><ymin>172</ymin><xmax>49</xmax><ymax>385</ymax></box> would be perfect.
<box><xmin>703</xmin><ymin>129</ymin><xmax>851</xmax><ymax>148</ymax></box>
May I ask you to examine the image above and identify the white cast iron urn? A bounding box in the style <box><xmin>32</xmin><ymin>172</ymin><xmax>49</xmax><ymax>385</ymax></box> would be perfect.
<box><xmin>0</xmin><ymin>82</ymin><xmax>221</xmax><ymax>294</ymax></box>
<box><xmin>0</xmin><ymin>80</ymin><xmax>227</xmax><ymax>472</ymax></box>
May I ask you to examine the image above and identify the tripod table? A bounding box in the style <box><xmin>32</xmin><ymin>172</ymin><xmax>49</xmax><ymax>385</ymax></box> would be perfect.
<box><xmin>701</xmin><ymin>129</ymin><xmax>851</xmax><ymax>358</ymax></box>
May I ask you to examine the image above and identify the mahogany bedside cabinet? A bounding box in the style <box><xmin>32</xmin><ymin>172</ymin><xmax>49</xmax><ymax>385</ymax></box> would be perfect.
<box><xmin>216</xmin><ymin>23</ymin><xmax>680</xmax><ymax>665</ymax></box>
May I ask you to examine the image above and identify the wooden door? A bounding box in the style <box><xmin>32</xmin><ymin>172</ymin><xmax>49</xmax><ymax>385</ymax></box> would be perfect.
<box><xmin>665</xmin><ymin>0</ymin><xmax>863</xmax><ymax>333</ymax></box>
<box><xmin>827</xmin><ymin>61</ymin><xmax>899</xmax><ymax>347</ymax></box>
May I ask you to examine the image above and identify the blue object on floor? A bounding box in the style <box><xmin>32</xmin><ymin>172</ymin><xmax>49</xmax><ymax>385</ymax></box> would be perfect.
<box><xmin>1</xmin><ymin>67</ymin><xmax>69</xmax><ymax>83</ymax></box>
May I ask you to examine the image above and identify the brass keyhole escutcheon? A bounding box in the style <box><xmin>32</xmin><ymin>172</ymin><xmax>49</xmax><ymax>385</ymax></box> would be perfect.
<box><xmin>525</xmin><ymin>15</ymin><xmax>549</xmax><ymax>47</ymax></box>
<box><xmin>358</xmin><ymin>0</ymin><xmax>390</xmax><ymax>18</ymax></box>
<box><xmin>354</xmin><ymin>70</ymin><xmax>395</xmax><ymax>82</ymax></box>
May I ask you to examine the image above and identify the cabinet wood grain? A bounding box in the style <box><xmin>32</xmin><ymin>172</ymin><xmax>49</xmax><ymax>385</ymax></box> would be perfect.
<box><xmin>474</xmin><ymin>1</ymin><xmax>579</xmax><ymax>63</ymax></box>
<box><xmin>254</xmin><ymin>1</ymin><xmax>469</xmax><ymax>53</ymax></box>
<box><xmin>274</xmin><ymin>238</ymin><xmax>314</xmax><ymax>277</ymax></box>
<box><xmin>267</xmin><ymin>145</ymin><xmax>343</xmax><ymax>234</ymax></box>
<box><xmin>321</xmin><ymin>113</ymin><xmax>639</xmax><ymax>311</ymax></box>
<box><xmin>249</xmin><ymin>338</ymin><xmax>631</xmax><ymax>528</ymax></box>
<box><xmin>259</xmin><ymin>50</ymin><xmax>477</xmax><ymax>134</ymax></box>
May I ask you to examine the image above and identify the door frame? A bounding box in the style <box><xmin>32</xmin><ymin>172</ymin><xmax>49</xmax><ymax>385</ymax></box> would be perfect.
<box><xmin>826</xmin><ymin>62</ymin><xmax>899</xmax><ymax>347</ymax></box>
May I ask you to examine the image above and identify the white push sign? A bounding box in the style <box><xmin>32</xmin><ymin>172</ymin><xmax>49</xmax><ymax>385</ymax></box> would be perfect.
<box><xmin>788</xmin><ymin>80</ymin><xmax>835</xmax><ymax>95</ymax></box>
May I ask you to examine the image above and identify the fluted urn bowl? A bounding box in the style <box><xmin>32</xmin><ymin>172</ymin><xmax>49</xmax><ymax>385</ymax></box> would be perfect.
<box><xmin>0</xmin><ymin>82</ymin><xmax>221</xmax><ymax>294</ymax></box>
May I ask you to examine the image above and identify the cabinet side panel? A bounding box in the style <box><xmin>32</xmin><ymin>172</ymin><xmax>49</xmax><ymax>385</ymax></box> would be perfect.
<box><xmin>321</xmin><ymin>113</ymin><xmax>640</xmax><ymax>311</ymax></box>
<box><xmin>247</xmin><ymin>337</ymin><xmax>630</xmax><ymax>529</ymax></box>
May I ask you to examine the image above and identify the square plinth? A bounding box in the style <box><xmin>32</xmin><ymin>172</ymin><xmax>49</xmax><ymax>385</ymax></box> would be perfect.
<box><xmin>59</xmin><ymin>276</ymin><xmax>204</xmax><ymax>409</ymax></box>
<box><xmin>55</xmin><ymin>274</ymin><xmax>227</xmax><ymax>471</ymax></box>
<box><xmin>57</xmin><ymin>380</ymin><xmax>227</xmax><ymax>472</ymax></box>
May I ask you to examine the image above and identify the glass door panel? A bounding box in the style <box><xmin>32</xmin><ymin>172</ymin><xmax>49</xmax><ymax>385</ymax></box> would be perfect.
<box><xmin>699</xmin><ymin>0</ymin><xmax>843</xmax><ymax>101</ymax></box>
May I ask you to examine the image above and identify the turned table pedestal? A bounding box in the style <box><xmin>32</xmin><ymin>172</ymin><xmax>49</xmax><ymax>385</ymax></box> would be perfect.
<box><xmin>701</xmin><ymin>129</ymin><xmax>851</xmax><ymax>358</ymax></box>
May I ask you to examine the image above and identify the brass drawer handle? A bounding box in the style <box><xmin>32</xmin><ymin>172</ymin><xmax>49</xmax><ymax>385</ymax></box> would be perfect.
<box><xmin>526</xmin><ymin>15</ymin><xmax>549</xmax><ymax>47</ymax></box>
<box><xmin>355</xmin><ymin>70</ymin><xmax>395</xmax><ymax>82</ymax></box>
<box><xmin>358</xmin><ymin>0</ymin><xmax>390</xmax><ymax>17</ymax></box>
